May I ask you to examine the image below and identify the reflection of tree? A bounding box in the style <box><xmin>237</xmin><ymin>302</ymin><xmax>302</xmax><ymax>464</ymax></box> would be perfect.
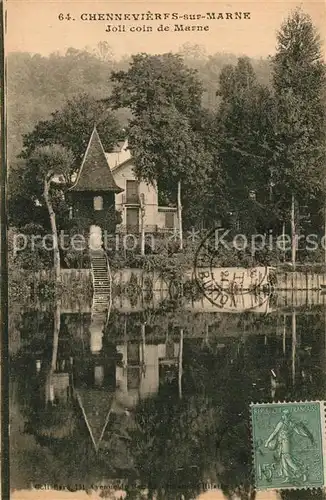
<box><xmin>23</xmin><ymin>304</ymin><xmax>80</xmax><ymax>444</ymax></box>
<box><xmin>11</xmin><ymin>306</ymin><xmax>136</xmax><ymax>488</ymax></box>
<box><xmin>10</xmin><ymin>304</ymin><xmax>326</xmax><ymax>495</ymax></box>
<box><xmin>193</xmin><ymin>346</ymin><xmax>257</xmax><ymax>500</ymax></box>
<box><xmin>131</xmin><ymin>382</ymin><xmax>206</xmax><ymax>499</ymax></box>
<box><xmin>45</xmin><ymin>302</ymin><xmax>61</xmax><ymax>402</ymax></box>
<box><xmin>277</xmin><ymin>312</ymin><xmax>326</xmax><ymax>403</ymax></box>
<box><xmin>130</xmin><ymin>339</ymin><xmax>266</xmax><ymax>500</ymax></box>
<box><xmin>131</xmin><ymin>329</ymin><xmax>308</xmax><ymax>499</ymax></box>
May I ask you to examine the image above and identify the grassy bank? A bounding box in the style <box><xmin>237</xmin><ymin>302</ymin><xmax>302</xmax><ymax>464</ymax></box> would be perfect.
<box><xmin>9</xmin><ymin>247</ymin><xmax>326</xmax><ymax>310</ymax></box>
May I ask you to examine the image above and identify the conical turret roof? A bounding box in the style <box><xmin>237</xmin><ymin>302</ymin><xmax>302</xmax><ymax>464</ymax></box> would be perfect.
<box><xmin>69</xmin><ymin>127</ymin><xmax>123</xmax><ymax>192</ymax></box>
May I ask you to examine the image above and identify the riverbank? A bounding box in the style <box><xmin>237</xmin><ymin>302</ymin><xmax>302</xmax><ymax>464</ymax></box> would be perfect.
<box><xmin>10</xmin><ymin>265</ymin><xmax>326</xmax><ymax>311</ymax></box>
<box><xmin>34</xmin><ymin>267</ymin><xmax>326</xmax><ymax>291</ymax></box>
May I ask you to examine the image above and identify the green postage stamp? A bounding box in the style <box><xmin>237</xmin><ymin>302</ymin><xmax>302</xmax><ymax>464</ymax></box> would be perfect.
<box><xmin>251</xmin><ymin>401</ymin><xmax>326</xmax><ymax>490</ymax></box>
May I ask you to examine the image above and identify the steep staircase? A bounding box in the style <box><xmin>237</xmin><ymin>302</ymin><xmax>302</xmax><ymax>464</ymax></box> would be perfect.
<box><xmin>90</xmin><ymin>249</ymin><xmax>112</xmax><ymax>312</ymax></box>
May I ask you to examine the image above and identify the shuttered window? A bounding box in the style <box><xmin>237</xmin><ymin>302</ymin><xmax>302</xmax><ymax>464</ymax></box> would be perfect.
<box><xmin>165</xmin><ymin>212</ymin><xmax>174</xmax><ymax>228</ymax></box>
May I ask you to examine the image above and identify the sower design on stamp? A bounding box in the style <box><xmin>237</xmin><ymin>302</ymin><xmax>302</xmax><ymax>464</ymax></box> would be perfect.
<box><xmin>251</xmin><ymin>401</ymin><xmax>325</xmax><ymax>490</ymax></box>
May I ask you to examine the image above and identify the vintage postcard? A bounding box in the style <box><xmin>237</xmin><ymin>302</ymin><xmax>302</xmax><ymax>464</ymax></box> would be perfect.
<box><xmin>4</xmin><ymin>0</ymin><xmax>326</xmax><ymax>499</ymax></box>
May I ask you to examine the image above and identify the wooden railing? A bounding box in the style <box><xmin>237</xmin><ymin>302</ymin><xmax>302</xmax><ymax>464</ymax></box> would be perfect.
<box><xmin>104</xmin><ymin>251</ymin><xmax>112</xmax><ymax>319</ymax></box>
<box><xmin>122</xmin><ymin>193</ymin><xmax>140</xmax><ymax>205</ymax></box>
<box><xmin>116</xmin><ymin>225</ymin><xmax>175</xmax><ymax>234</ymax></box>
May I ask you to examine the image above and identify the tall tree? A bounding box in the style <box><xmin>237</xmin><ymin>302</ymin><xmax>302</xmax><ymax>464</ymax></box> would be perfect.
<box><xmin>20</xmin><ymin>93</ymin><xmax>122</xmax><ymax>165</ymax></box>
<box><xmin>111</xmin><ymin>53</ymin><xmax>216</xmax><ymax>242</ymax></box>
<box><xmin>216</xmin><ymin>57</ymin><xmax>275</xmax><ymax>233</ymax></box>
<box><xmin>10</xmin><ymin>94</ymin><xmax>122</xmax><ymax>228</ymax></box>
<box><xmin>27</xmin><ymin>145</ymin><xmax>74</xmax><ymax>280</ymax></box>
<box><xmin>128</xmin><ymin>104</ymin><xmax>213</xmax><ymax>244</ymax></box>
<box><xmin>110</xmin><ymin>53</ymin><xmax>203</xmax><ymax>120</ymax></box>
<box><xmin>271</xmin><ymin>8</ymin><xmax>326</xmax><ymax>264</ymax></box>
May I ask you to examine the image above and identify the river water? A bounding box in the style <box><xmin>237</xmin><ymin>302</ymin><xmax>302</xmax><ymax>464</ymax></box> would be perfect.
<box><xmin>9</xmin><ymin>291</ymin><xmax>326</xmax><ymax>499</ymax></box>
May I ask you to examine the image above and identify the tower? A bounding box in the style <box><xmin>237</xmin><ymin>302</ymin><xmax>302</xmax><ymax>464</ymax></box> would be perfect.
<box><xmin>68</xmin><ymin>126</ymin><xmax>123</xmax><ymax>250</ymax></box>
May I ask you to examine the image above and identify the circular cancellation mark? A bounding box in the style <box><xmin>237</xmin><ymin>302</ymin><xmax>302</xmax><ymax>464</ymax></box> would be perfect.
<box><xmin>193</xmin><ymin>227</ymin><xmax>270</xmax><ymax>310</ymax></box>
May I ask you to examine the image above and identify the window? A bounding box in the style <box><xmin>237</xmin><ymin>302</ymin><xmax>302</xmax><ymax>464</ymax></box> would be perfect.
<box><xmin>126</xmin><ymin>180</ymin><xmax>139</xmax><ymax>203</ymax></box>
<box><xmin>127</xmin><ymin>343</ymin><xmax>141</xmax><ymax>365</ymax></box>
<box><xmin>165</xmin><ymin>212</ymin><xmax>175</xmax><ymax>229</ymax></box>
<box><xmin>126</xmin><ymin>208</ymin><xmax>140</xmax><ymax>232</ymax></box>
<box><xmin>93</xmin><ymin>196</ymin><xmax>103</xmax><ymax>211</ymax></box>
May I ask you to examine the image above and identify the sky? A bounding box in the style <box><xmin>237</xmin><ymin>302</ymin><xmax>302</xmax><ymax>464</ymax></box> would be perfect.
<box><xmin>4</xmin><ymin>0</ymin><xmax>326</xmax><ymax>59</ymax></box>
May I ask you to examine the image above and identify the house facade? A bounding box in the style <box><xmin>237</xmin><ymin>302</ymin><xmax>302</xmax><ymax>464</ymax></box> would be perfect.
<box><xmin>67</xmin><ymin>130</ymin><xmax>178</xmax><ymax>242</ymax></box>
<box><xmin>106</xmin><ymin>139</ymin><xmax>178</xmax><ymax>234</ymax></box>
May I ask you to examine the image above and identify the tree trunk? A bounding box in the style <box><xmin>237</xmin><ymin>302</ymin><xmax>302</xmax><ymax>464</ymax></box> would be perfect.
<box><xmin>141</xmin><ymin>322</ymin><xmax>146</xmax><ymax>373</ymax></box>
<box><xmin>291</xmin><ymin>194</ymin><xmax>296</xmax><ymax>268</ymax></box>
<box><xmin>51</xmin><ymin>302</ymin><xmax>61</xmax><ymax>371</ymax></box>
<box><xmin>177</xmin><ymin>180</ymin><xmax>183</xmax><ymax>251</ymax></box>
<box><xmin>178</xmin><ymin>328</ymin><xmax>184</xmax><ymax>399</ymax></box>
<box><xmin>282</xmin><ymin>222</ymin><xmax>286</xmax><ymax>262</ymax></box>
<box><xmin>140</xmin><ymin>194</ymin><xmax>145</xmax><ymax>256</ymax></box>
<box><xmin>44</xmin><ymin>178</ymin><xmax>61</xmax><ymax>282</ymax></box>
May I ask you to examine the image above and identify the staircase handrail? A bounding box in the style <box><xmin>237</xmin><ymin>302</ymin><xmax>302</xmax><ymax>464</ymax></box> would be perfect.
<box><xmin>89</xmin><ymin>249</ymin><xmax>112</xmax><ymax>320</ymax></box>
<box><xmin>104</xmin><ymin>251</ymin><xmax>113</xmax><ymax>327</ymax></box>
<box><xmin>90</xmin><ymin>252</ymin><xmax>97</xmax><ymax>313</ymax></box>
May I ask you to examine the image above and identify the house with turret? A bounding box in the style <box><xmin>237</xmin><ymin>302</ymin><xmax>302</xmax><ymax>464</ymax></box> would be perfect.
<box><xmin>106</xmin><ymin>139</ymin><xmax>178</xmax><ymax>234</ymax></box>
<box><xmin>68</xmin><ymin>129</ymin><xmax>178</xmax><ymax>240</ymax></box>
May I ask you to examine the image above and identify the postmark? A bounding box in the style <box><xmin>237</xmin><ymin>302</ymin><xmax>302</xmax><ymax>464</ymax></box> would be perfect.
<box><xmin>193</xmin><ymin>227</ymin><xmax>270</xmax><ymax>308</ymax></box>
<box><xmin>250</xmin><ymin>401</ymin><xmax>325</xmax><ymax>490</ymax></box>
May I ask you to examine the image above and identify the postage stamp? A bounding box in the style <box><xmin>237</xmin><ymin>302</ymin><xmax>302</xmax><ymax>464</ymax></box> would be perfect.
<box><xmin>251</xmin><ymin>401</ymin><xmax>326</xmax><ymax>490</ymax></box>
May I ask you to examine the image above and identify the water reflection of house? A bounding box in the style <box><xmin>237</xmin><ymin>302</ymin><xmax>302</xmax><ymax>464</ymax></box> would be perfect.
<box><xmin>50</xmin><ymin>373</ymin><xmax>71</xmax><ymax>403</ymax></box>
<box><xmin>26</xmin><ymin>307</ymin><xmax>326</xmax><ymax>406</ymax></box>
<box><xmin>72</xmin><ymin>311</ymin><xmax>121</xmax><ymax>389</ymax></box>
<box><xmin>76</xmin><ymin>388</ymin><xmax>115</xmax><ymax>452</ymax></box>
<box><xmin>13</xmin><ymin>303</ymin><xmax>326</xmax><ymax>468</ymax></box>
<box><xmin>49</xmin><ymin>311</ymin><xmax>183</xmax><ymax>410</ymax></box>
<box><xmin>31</xmin><ymin>311</ymin><xmax>119</xmax><ymax>405</ymax></box>
<box><xmin>116</xmin><ymin>336</ymin><xmax>180</xmax><ymax>407</ymax></box>
<box><xmin>44</xmin><ymin>311</ymin><xmax>183</xmax><ymax>414</ymax></box>
<box><xmin>40</xmin><ymin>310</ymin><xmax>130</xmax><ymax>453</ymax></box>
<box><xmin>18</xmin><ymin>304</ymin><xmax>326</xmax><ymax>422</ymax></box>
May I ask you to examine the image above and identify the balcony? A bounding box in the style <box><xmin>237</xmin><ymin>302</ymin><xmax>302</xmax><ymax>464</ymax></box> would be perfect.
<box><xmin>122</xmin><ymin>193</ymin><xmax>140</xmax><ymax>205</ymax></box>
<box><xmin>116</xmin><ymin>225</ymin><xmax>176</xmax><ymax>234</ymax></box>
